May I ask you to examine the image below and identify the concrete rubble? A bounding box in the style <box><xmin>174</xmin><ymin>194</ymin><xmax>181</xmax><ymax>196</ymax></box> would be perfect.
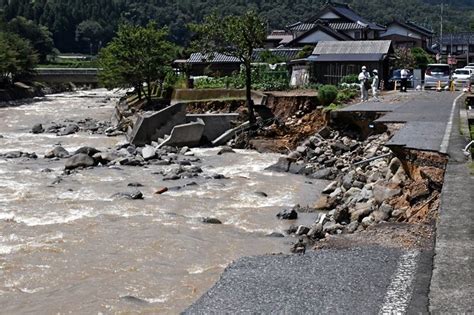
<box><xmin>270</xmin><ymin>126</ymin><xmax>447</xmax><ymax>246</ymax></box>
<box><xmin>124</xmin><ymin>102</ymin><xmax>241</xmax><ymax>147</ymax></box>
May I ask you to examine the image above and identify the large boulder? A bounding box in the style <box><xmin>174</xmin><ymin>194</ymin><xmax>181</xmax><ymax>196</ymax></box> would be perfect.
<box><xmin>350</xmin><ymin>202</ymin><xmax>375</xmax><ymax>222</ymax></box>
<box><xmin>92</xmin><ymin>152</ymin><xmax>119</xmax><ymax>164</ymax></box>
<box><xmin>45</xmin><ymin>146</ymin><xmax>70</xmax><ymax>159</ymax></box>
<box><xmin>31</xmin><ymin>123</ymin><xmax>44</xmax><ymax>134</ymax></box>
<box><xmin>74</xmin><ymin>146</ymin><xmax>101</xmax><ymax>157</ymax></box>
<box><xmin>111</xmin><ymin>190</ymin><xmax>144</xmax><ymax>200</ymax></box>
<box><xmin>201</xmin><ymin>217</ymin><xmax>222</xmax><ymax>224</ymax></box>
<box><xmin>308</xmin><ymin>168</ymin><xmax>333</xmax><ymax>180</ymax></box>
<box><xmin>276</xmin><ymin>208</ymin><xmax>298</xmax><ymax>220</ymax></box>
<box><xmin>65</xmin><ymin>153</ymin><xmax>96</xmax><ymax>170</ymax></box>
<box><xmin>58</xmin><ymin>124</ymin><xmax>79</xmax><ymax>136</ymax></box>
<box><xmin>373</xmin><ymin>180</ymin><xmax>402</xmax><ymax>204</ymax></box>
<box><xmin>141</xmin><ymin>145</ymin><xmax>156</xmax><ymax>160</ymax></box>
<box><xmin>217</xmin><ymin>146</ymin><xmax>235</xmax><ymax>155</ymax></box>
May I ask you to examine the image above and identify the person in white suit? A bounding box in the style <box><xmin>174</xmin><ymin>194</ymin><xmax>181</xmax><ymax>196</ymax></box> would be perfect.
<box><xmin>358</xmin><ymin>66</ymin><xmax>370</xmax><ymax>102</ymax></box>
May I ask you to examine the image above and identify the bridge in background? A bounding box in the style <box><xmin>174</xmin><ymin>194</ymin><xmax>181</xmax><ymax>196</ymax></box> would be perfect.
<box><xmin>32</xmin><ymin>68</ymin><xmax>99</xmax><ymax>86</ymax></box>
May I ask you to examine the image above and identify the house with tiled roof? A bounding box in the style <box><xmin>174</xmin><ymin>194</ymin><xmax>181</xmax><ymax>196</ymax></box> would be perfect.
<box><xmin>267</xmin><ymin>1</ymin><xmax>386</xmax><ymax>48</ymax></box>
<box><xmin>290</xmin><ymin>40</ymin><xmax>394</xmax><ymax>86</ymax></box>
<box><xmin>379</xmin><ymin>20</ymin><xmax>434</xmax><ymax>50</ymax></box>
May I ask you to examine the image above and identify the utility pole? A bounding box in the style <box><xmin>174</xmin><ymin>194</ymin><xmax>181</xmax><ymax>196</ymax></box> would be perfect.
<box><xmin>440</xmin><ymin>3</ymin><xmax>444</xmax><ymax>59</ymax></box>
<box><xmin>466</xmin><ymin>34</ymin><xmax>470</xmax><ymax>65</ymax></box>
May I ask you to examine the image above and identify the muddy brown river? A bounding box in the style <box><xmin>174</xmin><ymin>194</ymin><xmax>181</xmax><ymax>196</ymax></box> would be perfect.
<box><xmin>0</xmin><ymin>90</ymin><xmax>325</xmax><ymax>314</ymax></box>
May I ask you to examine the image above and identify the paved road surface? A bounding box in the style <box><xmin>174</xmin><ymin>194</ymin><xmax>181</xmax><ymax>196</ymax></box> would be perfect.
<box><xmin>185</xmin><ymin>246</ymin><xmax>435</xmax><ymax>314</ymax></box>
<box><xmin>339</xmin><ymin>91</ymin><xmax>461</xmax><ymax>153</ymax></box>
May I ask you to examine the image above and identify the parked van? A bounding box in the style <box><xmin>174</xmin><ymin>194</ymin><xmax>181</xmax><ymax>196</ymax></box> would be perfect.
<box><xmin>424</xmin><ymin>64</ymin><xmax>450</xmax><ymax>89</ymax></box>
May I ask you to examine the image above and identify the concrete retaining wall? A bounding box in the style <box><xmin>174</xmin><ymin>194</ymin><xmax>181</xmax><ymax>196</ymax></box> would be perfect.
<box><xmin>172</xmin><ymin>89</ymin><xmax>267</xmax><ymax>106</ymax></box>
<box><xmin>158</xmin><ymin>119</ymin><xmax>205</xmax><ymax>148</ymax></box>
<box><xmin>127</xmin><ymin>103</ymin><xmax>187</xmax><ymax>145</ymax></box>
<box><xmin>186</xmin><ymin>113</ymin><xmax>239</xmax><ymax>142</ymax></box>
<box><xmin>173</xmin><ymin>89</ymin><xmax>245</xmax><ymax>101</ymax></box>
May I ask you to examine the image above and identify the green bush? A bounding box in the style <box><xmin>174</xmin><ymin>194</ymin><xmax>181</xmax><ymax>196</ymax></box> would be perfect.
<box><xmin>340</xmin><ymin>74</ymin><xmax>359</xmax><ymax>84</ymax></box>
<box><xmin>336</xmin><ymin>88</ymin><xmax>359</xmax><ymax>103</ymax></box>
<box><xmin>318</xmin><ymin>85</ymin><xmax>338</xmax><ymax>106</ymax></box>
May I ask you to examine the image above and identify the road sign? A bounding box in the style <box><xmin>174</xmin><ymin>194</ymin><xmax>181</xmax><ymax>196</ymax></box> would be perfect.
<box><xmin>448</xmin><ymin>56</ymin><xmax>457</xmax><ymax>65</ymax></box>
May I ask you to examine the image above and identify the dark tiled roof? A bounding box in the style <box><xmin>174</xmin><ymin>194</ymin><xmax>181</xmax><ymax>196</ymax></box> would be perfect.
<box><xmin>405</xmin><ymin>21</ymin><xmax>434</xmax><ymax>36</ymax></box>
<box><xmin>329</xmin><ymin>22</ymin><xmax>366</xmax><ymax>30</ymax></box>
<box><xmin>301</xmin><ymin>2</ymin><xmax>385</xmax><ymax>31</ymax></box>
<box><xmin>288</xmin><ymin>23</ymin><xmax>316</xmax><ymax>32</ymax></box>
<box><xmin>253</xmin><ymin>48</ymin><xmax>302</xmax><ymax>62</ymax></box>
<box><xmin>330</xmin><ymin>4</ymin><xmax>386</xmax><ymax>31</ymax></box>
<box><xmin>286</xmin><ymin>22</ymin><xmax>353</xmax><ymax>46</ymax></box>
<box><xmin>439</xmin><ymin>33</ymin><xmax>474</xmax><ymax>45</ymax></box>
<box><xmin>187</xmin><ymin>52</ymin><xmax>240</xmax><ymax>63</ymax></box>
<box><xmin>186</xmin><ymin>49</ymin><xmax>302</xmax><ymax>64</ymax></box>
<box><xmin>385</xmin><ymin>20</ymin><xmax>434</xmax><ymax>37</ymax></box>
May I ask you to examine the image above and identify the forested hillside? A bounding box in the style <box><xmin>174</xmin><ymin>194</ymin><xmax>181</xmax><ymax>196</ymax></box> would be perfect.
<box><xmin>0</xmin><ymin>0</ymin><xmax>472</xmax><ymax>53</ymax></box>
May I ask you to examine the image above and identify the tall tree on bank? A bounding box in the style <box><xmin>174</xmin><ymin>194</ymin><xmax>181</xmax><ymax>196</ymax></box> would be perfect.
<box><xmin>98</xmin><ymin>22</ymin><xmax>177</xmax><ymax>103</ymax></box>
<box><xmin>7</xmin><ymin>16</ymin><xmax>54</xmax><ymax>63</ymax></box>
<box><xmin>190</xmin><ymin>11</ymin><xmax>266</xmax><ymax>125</ymax></box>
<box><xmin>0</xmin><ymin>31</ymin><xmax>38</xmax><ymax>84</ymax></box>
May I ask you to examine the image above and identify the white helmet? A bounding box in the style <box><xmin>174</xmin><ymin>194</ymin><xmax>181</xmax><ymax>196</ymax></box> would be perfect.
<box><xmin>362</xmin><ymin>66</ymin><xmax>367</xmax><ymax>70</ymax></box>
<box><xmin>372</xmin><ymin>69</ymin><xmax>378</xmax><ymax>74</ymax></box>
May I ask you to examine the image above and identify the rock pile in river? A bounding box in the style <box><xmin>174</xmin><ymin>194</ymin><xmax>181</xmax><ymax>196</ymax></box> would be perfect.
<box><xmin>31</xmin><ymin>118</ymin><xmax>113</xmax><ymax>136</ymax></box>
<box><xmin>0</xmin><ymin>151</ymin><xmax>37</xmax><ymax>159</ymax></box>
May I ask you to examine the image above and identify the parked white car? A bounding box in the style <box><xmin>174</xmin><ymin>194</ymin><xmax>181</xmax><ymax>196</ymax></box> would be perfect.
<box><xmin>452</xmin><ymin>68</ymin><xmax>473</xmax><ymax>86</ymax></box>
<box><xmin>424</xmin><ymin>64</ymin><xmax>451</xmax><ymax>89</ymax></box>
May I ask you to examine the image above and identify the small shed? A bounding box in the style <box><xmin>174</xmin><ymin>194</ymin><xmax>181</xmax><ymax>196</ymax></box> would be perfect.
<box><xmin>305</xmin><ymin>40</ymin><xmax>393</xmax><ymax>85</ymax></box>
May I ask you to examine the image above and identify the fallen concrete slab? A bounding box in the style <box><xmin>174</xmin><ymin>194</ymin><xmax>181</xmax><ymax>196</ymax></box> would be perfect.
<box><xmin>127</xmin><ymin>103</ymin><xmax>187</xmax><ymax>145</ymax></box>
<box><xmin>186</xmin><ymin>113</ymin><xmax>239</xmax><ymax>142</ymax></box>
<box><xmin>212</xmin><ymin>121</ymin><xmax>251</xmax><ymax>146</ymax></box>
<box><xmin>157</xmin><ymin>119</ymin><xmax>205</xmax><ymax>148</ymax></box>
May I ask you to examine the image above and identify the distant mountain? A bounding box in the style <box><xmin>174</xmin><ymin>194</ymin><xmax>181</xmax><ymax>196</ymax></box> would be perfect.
<box><xmin>0</xmin><ymin>0</ymin><xmax>472</xmax><ymax>53</ymax></box>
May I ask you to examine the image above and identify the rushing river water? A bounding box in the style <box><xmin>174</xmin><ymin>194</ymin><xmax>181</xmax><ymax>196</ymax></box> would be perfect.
<box><xmin>0</xmin><ymin>90</ymin><xmax>326</xmax><ymax>314</ymax></box>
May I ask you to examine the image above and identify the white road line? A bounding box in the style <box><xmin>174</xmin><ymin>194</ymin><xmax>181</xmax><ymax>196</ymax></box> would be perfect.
<box><xmin>379</xmin><ymin>250</ymin><xmax>420</xmax><ymax>315</ymax></box>
<box><xmin>440</xmin><ymin>93</ymin><xmax>464</xmax><ymax>154</ymax></box>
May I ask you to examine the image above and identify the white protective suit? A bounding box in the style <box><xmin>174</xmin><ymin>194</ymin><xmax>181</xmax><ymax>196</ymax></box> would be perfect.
<box><xmin>358</xmin><ymin>70</ymin><xmax>370</xmax><ymax>102</ymax></box>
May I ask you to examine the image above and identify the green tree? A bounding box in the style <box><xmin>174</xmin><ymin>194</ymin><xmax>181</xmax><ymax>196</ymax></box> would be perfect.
<box><xmin>98</xmin><ymin>22</ymin><xmax>177</xmax><ymax>103</ymax></box>
<box><xmin>191</xmin><ymin>10</ymin><xmax>267</xmax><ymax>124</ymax></box>
<box><xmin>296</xmin><ymin>45</ymin><xmax>314</xmax><ymax>59</ymax></box>
<box><xmin>0</xmin><ymin>30</ymin><xmax>38</xmax><ymax>84</ymax></box>
<box><xmin>75</xmin><ymin>20</ymin><xmax>104</xmax><ymax>55</ymax></box>
<box><xmin>7</xmin><ymin>16</ymin><xmax>54</xmax><ymax>63</ymax></box>
<box><xmin>411</xmin><ymin>47</ymin><xmax>433</xmax><ymax>69</ymax></box>
<box><xmin>259</xmin><ymin>50</ymin><xmax>286</xmax><ymax>64</ymax></box>
<box><xmin>393</xmin><ymin>47</ymin><xmax>416</xmax><ymax>69</ymax></box>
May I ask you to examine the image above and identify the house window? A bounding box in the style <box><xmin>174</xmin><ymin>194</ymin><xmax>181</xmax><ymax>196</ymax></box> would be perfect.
<box><xmin>354</xmin><ymin>31</ymin><xmax>361</xmax><ymax>40</ymax></box>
